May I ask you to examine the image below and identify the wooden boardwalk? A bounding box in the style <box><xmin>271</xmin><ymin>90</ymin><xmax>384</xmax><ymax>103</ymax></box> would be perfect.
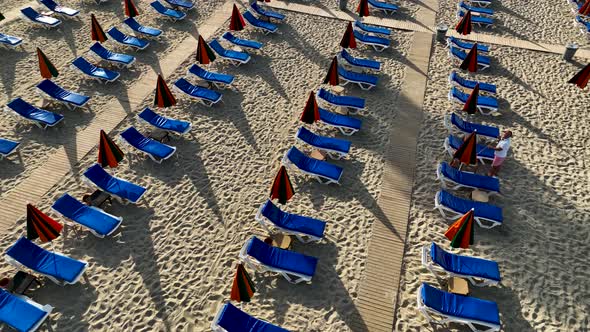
<box><xmin>0</xmin><ymin>1</ymin><xmax>234</xmax><ymax>229</ymax></box>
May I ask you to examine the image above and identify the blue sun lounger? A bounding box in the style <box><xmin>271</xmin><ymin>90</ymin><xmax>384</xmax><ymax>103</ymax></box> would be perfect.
<box><xmin>83</xmin><ymin>164</ymin><xmax>147</xmax><ymax>204</ymax></box>
<box><xmin>71</xmin><ymin>57</ymin><xmax>120</xmax><ymax>83</ymax></box>
<box><xmin>296</xmin><ymin>126</ymin><xmax>351</xmax><ymax>159</ymax></box>
<box><xmin>418</xmin><ymin>283</ymin><xmax>501</xmax><ymax>332</ymax></box>
<box><xmin>211</xmin><ymin>302</ymin><xmax>289</xmax><ymax>332</ymax></box>
<box><xmin>434</xmin><ymin>189</ymin><xmax>503</xmax><ymax>228</ymax></box>
<box><xmin>0</xmin><ymin>33</ymin><xmax>23</xmax><ymax>49</ymax></box>
<box><xmin>423</xmin><ymin>242</ymin><xmax>501</xmax><ymax>286</ymax></box>
<box><xmin>449</xmin><ymin>46</ymin><xmax>490</xmax><ymax>70</ymax></box>
<box><xmin>249</xmin><ymin>1</ymin><xmax>286</xmax><ymax>21</ymax></box>
<box><xmin>448</xmin><ymin>71</ymin><xmax>496</xmax><ymax>95</ymax></box>
<box><xmin>458</xmin><ymin>1</ymin><xmax>494</xmax><ymax>16</ymax></box>
<box><xmin>38</xmin><ymin>0</ymin><xmax>79</xmax><ymax>18</ymax></box>
<box><xmin>120</xmin><ymin>126</ymin><xmax>176</xmax><ymax>163</ymax></box>
<box><xmin>209</xmin><ymin>39</ymin><xmax>251</xmax><ymax>66</ymax></box>
<box><xmin>457</xmin><ymin>10</ymin><xmax>494</xmax><ymax>27</ymax></box>
<box><xmin>5</xmin><ymin>237</ymin><xmax>88</xmax><ymax>285</ymax></box>
<box><xmin>243</xmin><ymin>11</ymin><xmax>278</xmax><ymax>34</ymax></box>
<box><xmin>20</xmin><ymin>7</ymin><xmax>61</xmax><ymax>28</ymax></box>
<box><xmin>354</xmin><ymin>20</ymin><xmax>391</xmax><ymax>37</ymax></box>
<box><xmin>256</xmin><ymin>199</ymin><xmax>326</xmax><ymax>243</ymax></box>
<box><xmin>464</xmin><ymin>0</ymin><xmax>492</xmax><ymax>7</ymax></box>
<box><xmin>138</xmin><ymin>108</ymin><xmax>191</xmax><ymax>135</ymax></box>
<box><xmin>36</xmin><ymin>79</ymin><xmax>90</xmax><ymax>109</ymax></box>
<box><xmin>107</xmin><ymin>27</ymin><xmax>149</xmax><ymax>50</ymax></box>
<box><xmin>338</xmin><ymin>66</ymin><xmax>378</xmax><ymax>90</ymax></box>
<box><xmin>444</xmin><ymin>135</ymin><xmax>494</xmax><ymax>164</ymax></box>
<box><xmin>0</xmin><ymin>138</ymin><xmax>19</xmax><ymax>159</ymax></box>
<box><xmin>52</xmin><ymin>193</ymin><xmax>123</xmax><ymax>237</ymax></box>
<box><xmin>239</xmin><ymin>236</ymin><xmax>318</xmax><ymax>284</ymax></box>
<box><xmin>448</xmin><ymin>87</ymin><xmax>498</xmax><ymax>115</ymax></box>
<box><xmin>173</xmin><ymin>78</ymin><xmax>222</xmax><ymax>106</ymax></box>
<box><xmin>5</xmin><ymin>98</ymin><xmax>64</xmax><ymax>129</ymax></box>
<box><xmin>188</xmin><ymin>64</ymin><xmax>235</xmax><ymax>89</ymax></box>
<box><xmin>123</xmin><ymin>17</ymin><xmax>162</xmax><ymax>38</ymax></box>
<box><xmin>150</xmin><ymin>1</ymin><xmax>186</xmax><ymax>20</ymax></box>
<box><xmin>447</xmin><ymin>36</ymin><xmax>490</xmax><ymax>53</ymax></box>
<box><xmin>282</xmin><ymin>146</ymin><xmax>343</xmax><ymax>185</ymax></box>
<box><xmin>338</xmin><ymin>49</ymin><xmax>381</xmax><ymax>71</ymax></box>
<box><xmin>444</xmin><ymin>113</ymin><xmax>499</xmax><ymax>140</ymax></box>
<box><xmin>0</xmin><ymin>289</ymin><xmax>53</xmax><ymax>332</ymax></box>
<box><xmin>353</xmin><ymin>30</ymin><xmax>390</xmax><ymax>52</ymax></box>
<box><xmin>437</xmin><ymin>162</ymin><xmax>500</xmax><ymax>194</ymax></box>
<box><xmin>317</xmin><ymin>88</ymin><xmax>366</xmax><ymax>114</ymax></box>
<box><xmin>222</xmin><ymin>32</ymin><xmax>263</xmax><ymax>51</ymax></box>
<box><xmin>89</xmin><ymin>42</ymin><xmax>136</xmax><ymax>68</ymax></box>
<box><xmin>164</xmin><ymin>0</ymin><xmax>194</xmax><ymax>10</ymax></box>
<box><xmin>368</xmin><ymin>0</ymin><xmax>399</xmax><ymax>14</ymax></box>
<box><xmin>318</xmin><ymin>108</ymin><xmax>362</xmax><ymax>136</ymax></box>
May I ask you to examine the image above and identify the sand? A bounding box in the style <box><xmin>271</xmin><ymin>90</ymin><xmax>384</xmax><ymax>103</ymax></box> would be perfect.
<box><xmin>0</xmin><ymin>6</ymin><xmax>414</xmax><ymax>331</ymax></box>
<box><xmin>394</xmin><ymin>42</ymin><xmax>590</xmax><ymax>331</ymax></box>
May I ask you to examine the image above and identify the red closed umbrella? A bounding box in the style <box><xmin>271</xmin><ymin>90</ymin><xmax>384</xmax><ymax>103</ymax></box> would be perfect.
<box><xmin>36</xmin><ymin>48</ymin><xmax>59</xmax><ymax>79</ymax></box>
<box><xmin>26</xmin><ymin>204</ymin><xmax>63</xmax><ymax>243</ymax></box>
<box><xmin>357</xmin><ymin>0</ymin><xmax>370</xmax><ymax>17</ymax></box>
<box><xmin>579</xmin><ymin>0</ymin><xmax>590</xmax><ymax>15</ymax></box>
<box><xmin>154</xmin><ymin>74</ymin><xmax>177</xmax><ymax>108</ymax></box>
<box><xmin>196</xmin><ymin>35</ymin><xmax>216</xmax><ymax>65</ymax></box>
<box><xmin>123</xmin><ymin>0</ymin><xmax>139</xmax><ymax>18</ymax></box>
<box><xmin>455</xmin><ymin>10</ymin><xmax>472</xmax><ymax>35</ymax></box>
<box><xmin>90</xmin><ymin>14</ymin><xmax>108</xmax><ymax>43</ymax></box>
<box><xmin>459</xmin><ymin>43</ymin><xmax>478</xmax><ymax>73</ymax></box>
<box><xmin>444</xmin><ymin>209</ymin><xmax>475</xmax><ymax>249</ymax></box>
<box><xmin>230</xmin><ymin>264</ymin><xmax>256</xmax><ymax>303</ymax></box>
<box><xmin>568</xmin><ymin>63</ymin><xmax>590</xmax><ymax>89</ymax></box>
<box><xmin>229</xmin><ymin>4</ymin><xmax>246</xmax><ymax>31</ymax></box>
<box><xmin>453</xmin><ymin>131</ymin><xmax>477</xmax><ymax>166</ymax></box>
<box><xmin>461</xmin><ymin>83</ymin><xmax>479</xmax><ymax>115</ymax></box>
<box><xmin>323</xmin><ymin>57</ymin><xmax>340</xmax><ymax>86</ymax></box>
<box><xmin>340</xmin><ymin>22</ymin><xmax>357</xmax><ymax>49</ymax></box>
<box><xmin>270</xmin><ymin>166</ymin><xmax>294</xmax><ymax>204</ymax></box>
<box><xmin>98</xmin><ymin>129</ymin><xmax>124</xmax><ymax>168</ymax></box>
<box><xmin>300</xmin><ymin>91</ymin><xmax>320</xmax><ymax>124</ymax></box>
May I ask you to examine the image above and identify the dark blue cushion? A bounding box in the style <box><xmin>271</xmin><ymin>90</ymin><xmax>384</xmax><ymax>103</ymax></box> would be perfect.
<box><xmin>6</xmin><ymin>98</ymin><xmax>63</xmax><ymax>126</ymax></box>
<box><xmin>120</xmin><ymin>127</ymin><xmax>175</xmax><ymax>159</ymax></box>
<box><xmin>222</xmin><ymin>32</ymin><xmax>263</xmax><ymax>50</ymax></box>
<box><xmin>340</xmin><ymin>49</ymin><xmax>381</xmax><ymax>70</ymax></box>
<box><xmin>286</xmin><ymin>146</ymin><xmax>343</xmax><ymax>182</ymax></box>
<box><xmin>261</xmin><ymin>199</ymin><xmax>326</xmax><ymax>238</ymax></box>
<box><xmin>174</xmin><ymin>78</ymin><xmax>222</xmax><ymax>102</ymax></box>
<box><xmin>52</xmin><ymin>193</ymin><xmax>121</xmax><ymax>236</ymax></box>
<box><xmin>440</xmin><ymin>162</ymin><xmax>500</xmax><ymax>192</ymax></box>
<box><xmin>354</xmin><ymin>20</ymin><xmax>391</xmax><ymax>35</ymax></box>
<box><xmin>246</xmin><ymin>237</ymin><xmax>318</xmax><ymax>277</ymax></box>
<box><xmin>317</xmin><ymin>88</ymin><xmax>365</xmax><ymax>109</ymax></box>
<box><xmin>209</xmin><ymin>39</ymin><xmax>251</xmax><ymax>62</ymax></box>
<box><xmin>318</xmin><ymin>108</ymin><xmax>362</xmax><ymax>130</ymax></box>
<box><xmin>430</xmin><ymin>242</ymin><xmax>501</xmax><ymax>282</ymax></box>
<box><xmin>21</xmin><ymin>7</ymin><xmax>61</xmax><ymax>26</ymax></box>
<box><xmin>438</xmin><ymin>189</ymin><xmax>502</xmax><ymax>223</ymax></box>
<box><xmin>165</xmin><ymin>0</ymin><xmax>194</xmax><ymax>9</ymax></box>
<box><xmin>188</xmin><ymin>64</ymin><xmax>234</xmax><ymax>85</ymax></box>
<box><xmin>296</xmin><ymin>127</ymin><xmax>350</xmax><ymax>154</ymax></box>
<box><xmin>338</xmin><ymin>66</ymin><xmax>378</xmax><ymax>85</ymax></box>
<box><xmin>450</xmin><ymin>72</ymin><xmax>496</xmax><ymax>94</ymax></box>
<box><xmin>84</xmin><ymin>164</ymin><xmax>147</xmax><ymax>203</ymax></box>
<box><xmin>0</xmin><ymin>138</ymin><xmax>19</xmax><ymax>155</ymax></box>
<box><xmin>353</xmin><ymin>30</ymin><xmax>390</xmax><ymax>46</ymax></box>
<box><xmin>124</xmin><ymin>17</ymin><xmax>162</xmax><ymax>37</ymax></box>
<box><xmin>72</xmin><ymin>57</ymin><xmax>120</xmax><ymax>81</ymax></box>
<box><xmin>448</xmin><ymin>37</ymin><xmax>489</xmax><ymax>53</ymax></box>
<box><xmin>458</xmin><ymin>11</ymin><xmax>494</xmax><ymax>25</ymax></box>
<box><xmin>0</xmin><ymin>33</ymin><xmax>22</xmax><ymax>46</ymax></box>
<box><xmin>0</xmin><ymin>288</ymin><xmax>49</xmax><ymax>332</ymax></box>
<box><xmin>459</xmin><ymin>1</ymin><xmax>494</xmax><ymax>15</ymax></box>
<box><xmin>250</xmin><ymin>2</ymin><xmax>286</xmax><ymax>20</ymax></box>
<box><xmin>216</xmin><ymin>302</ymin><xmax>289</xmax><ymax>332</ymax></box>
<box><xmin>448</xmin><ymin>135</ymin><xmax>494</xmax><ymax>160</ymax></box>
<box><xmin>150</xmin><ymin>1</ymin><xmax>186</xmax><ymax>19</ymax></box>
<box><xmin>451</xmin><ymin>47</ymin><xmax>491</xmax><ymax>66</ymax></box>
<box><xmin>450</xmin><ymin>113</ymin><xmax>499</xmax><ymax>138</ymax></box>
<box><xmin>451</xmin><ymin>87</ymin><xmax>497</xmax><ymax>109</ymax></box>
<box><xmin>107</xmin><ymin>27</ymin><xmax>149</xmax><ymax>49</ymax></box>
<box><xmin>138</xmin><ymin>108</ymin><xmax>190</xmax><ymax>134</ymax></box>
<box><xmin>36</xmin><ymin>79</ymin><xmax>90</xmax><ymax>107</ymax></box>
<box><xmin>368</xmin><ymin>0</ymin><xmax>399</xmax><ymax>11</ymax></box>
<box><xmin>90</xmin><ymin>42</ymin><xmax>135</xmax><ymax>65</ymax></box>
<box><xmin>243</xmin><ymin>11</ymin><xmax>278</xmax><ymax>32</ymax></box>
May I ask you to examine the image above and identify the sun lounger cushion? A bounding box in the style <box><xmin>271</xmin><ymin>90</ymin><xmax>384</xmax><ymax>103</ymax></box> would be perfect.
<box><xmin>368</xmin><ymin>0</ymin><xmax>399</xmax><ymax>12</ymax></box>
<box><xmin>0</xmin><ymin>33</ymin><xmax>23</xmax><ymax>47</ymax></box>
<box><xmin>250</xmin><ymin>1</ymin><xmax>286</xmax><ymax>20</ymax></box>
<box><xmin>120</xmin><ymin>126</ymin><xmax>176</xmax><ymax>160</ymax></box>
<box><xmin>0</xmin><ymin>138</ymin><xmax>19</xmax><ymax>157</ymax></box>
<box><xmin>429</xmin><ymin>242</ymin><xmax>501</xmax><ymax>282</ymax></box>
<box><xmin>459</xmin><ymin>1</ymin><xmax>494</xmax><ymax>15</ymax></box>
<box><xmin>138</xmin><ymin>108</ymin><xmax>191</xmax><ymax>134</ymax></box>
<box><xmin>458</xmin><ymin>10</ymin><xmax>494</xmax><ymax>26</ymax></box>
<box><xmin>318</xmin><ymin>108</ymin><xmax>362</xmax><ymax>131</ymax></box>
<box><xmin>209</xmin><ymin>39</ymin><xmax>251</xmax><ymax>63</ymax></box>
<box><xmin>317</xmin><ymin>88</ymin><xmax>365</xmax><ymax>110</ymax></box>
<box><xmin>260</xmin><ymin>199</ymin><xmax>326</xmax><ymax>238</ymax></box>
<box><xmin>6</xmin><ymin>237</ymin><xmax>88</xmax><ymax>284</ymax></box>
<box><xmin>449</xmin><ymin>71</ymin><xmax>496</xmax><ymax>94</ymax></box>
<box><xmin>448</xmin><ymin>135</ymin><xmax>494</xmax><ymax>160</ymax></box>
<box><xmin>123</xmin><ymin>17</ymin><xmax>162</xmax><ymax>37</ymax></box>
<box><xmin>576</xmin><ymin>16</ymin><xmax>590</xmax><ymax>31</ymax></box>
<box><xmin>188</xmin><ymin>64</ymin><xmax>234</xmax><ymax>85</ymax></box>
<box><xmin>6</xmin><ymin>98</ymin><xmax>63</xmax><ymax>127</ymax></box>
<box><xmin>21</xmin><ymin>7</ymin><xmax>61</xmax><ymax>27</ymax></box>
<box><xmin>450</xmin><ymin>87</ymin><xmax>497</xmax><ymax>109</ymax></box>
<box><xmin>243</xmin><ymin>11</ymin><xmax>278</xmax><ymax>33</ymax></box>
<box><xmin>439</xmin><ymin>162</ymin><xmax>500</xmax><ymax>192</ymax></box>
<box><xmin>286</xmin><ymin>146</ymin><xmax>343</xmax><ymax>182</ymax></box>
<box><xmin>338</xmin><ymin>66</ymin><xmax>378</xmax><ymax>87</ymax></box>
<box><xmin>164</xmin><ymin>0</ymin><xmax>194</xmax><ymax>9</ymax></box>
<box><xmin>450</xmin><ymin>47</ymin><xmax>490</xmax><ymax>66</ymax></box>
<box><xmin>83</xmin><ymin>164</ymin><xmax>147</xmax><ymax>204</ymax></box>
<box><xmin>150</xmin><ymin>1</ymin><xmax>187</xmax><ymax>19</ymax></box>
<box><xmin>174</xmin><ymin>78</ymin><xmax>222</xmax><ymax>103</ymax></box>
<box><xmin>420</xmin><ymin>282</ymin><xmax>501</xmax><ymax>326</ymax></box>
<box><xmin>340</xmin><ymin>49</ymin><xmax>381</xmax><ymax>70</ymax></box>
<box><xmin>246</xmin><ymin>237</ymin><xmax>318</xmax><ymax>277</ymax></box>
<box><xmin>107</xmin><ymin>27</ymin><xmax>149</xmax><ymax>49</ymax></box>
<box><xmin>89</xmin><ymin>42</ymin><xmax>135</xmax><ymax>66</ymax></box>
<box><xmin>448</xmin><ymin>37</ymin><xmax>489</xmax><ymax>53</ymax></box>
<box><xmin>353</xmin><ymin>30</ymin><xmax>390</xmax><ymax>47</ymax></box>
<box><xmin>72</xmin><ymin>57</ymin><xmax>120</xmax><ymax>82</ymax></box>
<box><xmin>296</xmin><ymin>126</ymin><xmax>351</xmax><ymax>156</ymax></box>
<box><xmin>354</xmin><ymin>20</ymin><xmax>391</xmax><ymax>36</ymax></box>
<box><xmin>0</xmin><ymin>288</ymin><xmax>51</xmax><ymax>332</ymax></box>
<box><xmin>39</xmin><ymin>0</ymin><xmax>79</xmax><ymax>17</ymax></box>
<box><xmin>449</xmin><ymin>113</ymin><xmax>499</xmax><ymax>138</ymax></box>
<box><xmin>214</xmin><ymin>302</ymin><xmax>289</xmax><ymax>332</ymax></box>
<box><xmin>52</xmin><ymin>193</ymin><xmax>122</xmax><ymax>237</ymax></box>
<box><xmin>437</xmin><ymin>189</ymin><xmax>502</xmax><ymax>224</ymax></box>
<box><xmin>222</xmin><ymin>32</ymin><xmax>263</xmax><ymax>50</ymax></box>
<box><xmin>36</xmin><ymin>79</ymin><xmax>90</xmax><ymax>108</ymax></box>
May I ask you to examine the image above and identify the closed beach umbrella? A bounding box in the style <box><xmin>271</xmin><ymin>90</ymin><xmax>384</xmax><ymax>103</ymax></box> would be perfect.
<box><xmin>270</xmin><ymin>166</ymin><xmax>294</xmax><ymax>204</ymax></box>
<box><xmin>568</xmin><ymin>63</ymin><xmax>590</xmax><ymax>89</ymax></box>
<box><xmin>300</xmin><ymin>91</ymin><xmax>320</xmax><ymax>124</ymax></box>
<box><xmin>154</xmin><ymin>74</ymin><xmax>177</xmax><ymax>108</ymax></box>
<box><xmin>229</xmin><ymin>4</ymin><xmax>246</xmax><ymax>31</ymax></box>
<box><xmin>340</xmin><ymin>22</ymin><xmax>357</xmax><ymax>49</ymax></box>
<box><xmin>453</xmin><ymin>131</ymin><xmax>477</xmax><ymax>166</ymax></box>
<box><xmin>459</xmin><ymin>43</ymin><xmax>478</xmax><ymax>73</ymax></box>
<box><xmin>98</xmin><ymin>129</ymin><xmax>124</xmax><ymax>168</ymax></box>
<box><xmin>257</xmin><ymin>0</ymin><xmax>270</xmax><ymax>2</ymax></box>
<box><xmin>579</xmin><ymin>0</ymin><xmax>590</xmax><ymax>15</ymax></box>
<box><xmin>323</xmin><ymin>56</ymin><xmax>340</xmax><ymax>86</ymax></box>
<box><xmin>196</xmin><ymin>35</ymin><xmax>216</xmax><ymax>65</ymax></box>
<box><xmin>26</xmin><ymin>204</ymin><xmax>63</xmax><ymax>243</ymax></box>
<box><xmin>455</xmin><ymin>10</ymin><xmax>472</xmax><ymax>35</ymax></box>
<box><xmin>36</xmin><ymin>48</ymin><xmax>59</xmax><ymax>79</ymax></box>
<box><xmin>230</xmin><ymin>263</ymin><xmax>256</xmax><ymax>303</ymax></box>
<box><xmin>357</xmin><ymin>0</ymin><xmax>370</xmax><ymax>17</ymax></box>
<box><xmin>90</xmin><ymin>14</ymin><xmax>107</xmax><ymax>42</ymax></box>
<box><xmin>462</xmin><ymin>83</ymin><xmax>479</xmax><ymax>115</ymax></box>
<box><xmin>444</xmin><ymin>209</ymin><xmax>475</xmax><ymax>249</ymax></box>
<box><xmin>0</xmin><ymin>12</ymin><xmax>5</xmax><ymax>21</ymax></box>
<box><xmin>123</xmin><ymin>0</ymin><xmax>139</xmax><ymax>18</ymax></box>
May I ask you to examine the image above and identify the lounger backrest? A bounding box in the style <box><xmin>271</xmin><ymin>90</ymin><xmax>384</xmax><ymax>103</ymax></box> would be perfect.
<box><xmin>6</xmin><ymin>98</ymin><xmax>36</xmax><ymax>116</ymax></box>
<box><xmin>450</xmin><ymin>113</ymin><xmax>465</xmax><ymax>130</ymax></box>
<box><xmin>52</xmin><ymin>193</ymin><xmax>85</xmax><ymax>219</ymax></box>
<box><xmin>245</xmin><ymin>237</ymin><xmax>318</xmax><ymax>276</ymax></box>
<box><xmin>0</xmin><ymin>138</ymin><xmax>19</xmax><ymax>155</ymax></box>
<box><xmin>151</xmin><ymin>1</ymin><xmax>169</xmax><ymax>12</ymax></box>
<box><xmin>37</xmin><ymin>79</ymin><xmax>64</xmax><ymax>97</ymax></box>
<box><xmin>73</xmin><ymin>57</ymin><xmax>97</xmax><ymax>74</ymax></box>
<box><xmin>84</xmin><ymin>164</ymin><xmax>114</xmax><ymax>189</ymax></box>
<box><xmin>250</xmin><ymin>1</ymin><xmax>263</xmax><ymax>13</ymax></box>
<box><xmin>242</xmin><ymin>10</ymin><xmax>260</xmax><ymax>24</ymax></box>
<box><xmin>138</xmin><ymin>107</ymin><xmax>159</xmax><ymax>124</ymax></box>
<box><xmin>261</xmin><ymin>199</ymin><xmax>285</xmax><ymax>223</ymax></box>
<box><xmin>39</xmin><ymin>0</ymin><xmax>58</xmax><ymax>10</ymax></box>
<box><xmin>0</xmin><ymin>288</ymin><xmax>49</xmax><ymax>332</ymax></box>
<box><xmin>450</xmin><ymin>46</ymin><xmax>466</xmax><ymax>60</ymax></box>
<box><xmin>296</xmin><ymin>126</ymin><xmax>318</xmax><ymax>146</ymax></box>
<box><xmin>21</xmin><ymin>7</ymin><xmax>40</xmax><ymax>19</ymax></box>
<box><xmin>208</xmin><ymin>39</ymin><xmax>226</xmax><ymax>55</ymax></box>
<box><xmin>90</xmin><ymin>42</ymin><xmax>110</xmax><ymax>57</ymax></box>
<box><xmin>188</xmin><ymin>64</ymin><xmax>207</xmax><ymax>78</ymax></box>
<box><xmin>120</xmin><ymin>126</ymin><xmax>152</xmax><ymax>149</ymax></box>
<box><xmin>108</xmin><ymin>27</ymin><xmax>127</xmax><ymax>41</ymax></box>
<box><xmin>216</xmin><ymin>302</ymin><xmax>289</xmax><ymax>332</ymax></box>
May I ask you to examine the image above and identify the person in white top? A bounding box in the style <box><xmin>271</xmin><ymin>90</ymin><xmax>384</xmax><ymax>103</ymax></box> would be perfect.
<box><xmin>487</xmin><ymin>130</ymin><xmax>512</xmax><ymax>177</ymax></box>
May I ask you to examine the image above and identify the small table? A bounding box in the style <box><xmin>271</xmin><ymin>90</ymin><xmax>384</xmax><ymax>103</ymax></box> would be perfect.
<box><xmin>265</xmin><ymin>234</ymin><xmax>292</xmax><ymax>250</ymax></box>
<box><xmin>309</xmin><ymin>149</ymin><xmax>326</xmax><ymax>161</ymax></box>
<box><xmin>84</xmin><ymin>190</ymin><xmax>112</xmax><ymax>208</ymax></box>
<box><xmin>448</xmin><ymin>277</ymin><xmax>469</xmax><ymax>295</ymax></box>
<box><xmin>330</xmin><ymin>86</ymin><xmax>345</xmax><ymax>95</ymax></box>
<box><xmin>7</xmin><ymin>271</ymin><xmax>40</xmax><ymax>295</ymax></box>
<box><xmin>148</xmin><ymin>130</ymin><xmax>170</xmax><ymax>143</ymax></box>
<box><xmin>471</xmin><ymin>189</ymin><xmax>490</xmax><ymax>203</ymax></box>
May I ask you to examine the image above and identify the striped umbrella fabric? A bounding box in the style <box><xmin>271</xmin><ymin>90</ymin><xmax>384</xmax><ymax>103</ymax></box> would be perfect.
<box><xmin>461</xmin><ymin>83</ymin><xmax>479</xmax><ymax>115</ymax></box>
<box><xmin>459</xmin><ymin>43</ymin><xmax>478</xmax><ymax>73</ymax></box>
<box><xmin>568</xmin><ymin>63</ymin><xmax>590</xmax><ymax>89</ymax></box>
<box><xmin>444</xmin><ymin>209</ymin><xmax>475</xmax><ymax>249</ymax></box>
<box><xmin>229</xmin><ymin>4</ymin><xmax>246</xmax><ymax>31</ymax></box>
<box><xmin>36</xmin><ymin>48</ymin><xmax>59</xmax><ymax>79</ymax></box>
<box><xmin>270</xmin><ymin>166</ymin><xmax>294</xmax><ymax>204</ymax></box>
<box><xmin>453</xmin><ymin>131</ymin><xmax>477</xmax><ymax>166</ymax></box>
<box><xmin>230</xmin><ymin>264</ymin><xmax>256</xmax><ymax>303</ymax></box>
<box><xmin>196</xmin><ymin>35</ymin><xmax>216</xmax><ymax>65</ymax></box>
<box><xmin>154</xmin><ymin>74</ymin><xmax>177</xmax><ymax>108</ymax></box>
<box><xmin>579</xmin><ymin>0</ymin><xmax>590</xmax><ymax>15</ymax></box>
<box><xmin>323</xmin><ymin>56</ymin><xmax>340</xmax><ymax>86</ymax></box>
<box><xmin>357</xmin><ymin>0</ymin><xmax>370</xmax><ymax>17</ymax></box>
<box><xmin>90</xmin><ymin>14</ymin><xmax>108</xmax><ymax>42</ymax></box>
<box><xmin>26</xmin><ymin>204</ymin><xmax>63</xmax><ymax>243</ymax></box>
<box><xmin>340</xmin><ymin>22</ymin><xmax>357</xmax><ymax>49</ymax></box>
<box><xmin>98</xmin><ymin>129</ymin><xmax>124</xmax><ymax>168</ymax></box>
<box><xmin>455</xmin><ymin>10</ymin><xmax>472</xmax><ymax>35</ymax></box>
<box><xmin>0</xmin><ymin>12</ymin><xmax>5</xmax><ymax>21</ymax></box>
<box><xmin>124</xmin><ymin>0</ymin><xmax>139</xmax><ymax>18</ymax></box>
<box><xmin>300</xmin><ymin>91</ymin><xmax>320</xmax><ymax>124</ymax></box>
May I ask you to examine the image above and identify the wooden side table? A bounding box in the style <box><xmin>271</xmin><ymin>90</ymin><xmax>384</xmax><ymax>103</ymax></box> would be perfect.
<box><xmin>84</xmin><ymin>190</ymin><xmax>112</xmax><ymax>208</ymax></box>
<box><xmin>448</xmin><ymin>277</ymin><xmax>469</xmax><ymax>295</ymax></box>
<box><xmin>471</xmin><ymin>189</ymin><xmax>490</xmax><ymax>203</ymax></box>
<box><xmin>309</xmin><ymin>150</ymin><xmax>327</xmax><ymax>161</ymax></box>
<box><xmin>148</xmin><ymin>129</ymin><xmax>170</xmax><ymax>143</ymax></box>
<box><xmin>264</xmin><ymin>234</ymin><xmax>292</xmax><ymax>250</ymax></box>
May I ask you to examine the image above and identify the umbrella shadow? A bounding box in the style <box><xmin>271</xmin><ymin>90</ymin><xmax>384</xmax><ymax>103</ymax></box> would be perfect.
<box><xmin>487</xmin><ymin>60</ymin><xmax>546</xmax><ymax>98</ymax></box>
<box><xmin>493</xmin><ymin>1</ymin><xmax>533</xmax><ymax>24</ymax></box>
<box><xmin>278</xmin><ymin>20</ymin><xmax>326</xmax><ymax>69</ymax></box>
<box><xmin>0</xmin><ymin>47</ymin><xmax>28</xmax><ymax>100</ymax></box>
<box><xmin>242</xmin><ymin>53</ymin><xmax>290</xmax><ymax>102</ymax></box>
<box><xmin>136</xmin><ymin>38</ymin><xmax>172</xmax><ymax>78</ymax></box>
<box><xmin>0</xmin><ymin>159</ymin><xmax>25</xmax><ymax>195</ymax></box>
<box><xmin>59</xmin><ymin>19</ymin><xmax>83</xmax><ymax>57</ymax></box>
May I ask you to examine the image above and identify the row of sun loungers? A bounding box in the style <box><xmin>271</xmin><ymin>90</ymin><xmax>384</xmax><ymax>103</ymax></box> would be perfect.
<box><xmin>0</xmin><ymin>138</ymin><xmax>20</xmax><ymax>159</ymax></box>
